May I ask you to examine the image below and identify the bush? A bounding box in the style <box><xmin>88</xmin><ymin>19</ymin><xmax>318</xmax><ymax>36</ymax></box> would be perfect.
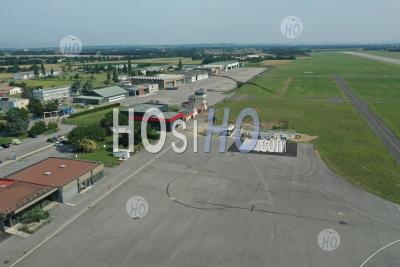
<box><xmin>0</xmin><ymin>121</ymin><xmax>5</xmax><ymax>132</ymax></box>
<box><xmin>78</xmin><ymin>139</ymin><xmax>97</xmax><ymax>153</ymax></box>
<box><xmin>22</xmin><ymin>208</ymin><xmax>49</xmax><ymax>224</ymax></box>
<box><xmin>47</xmin><ymin>121</ymin><xmax>59</xmax><ymax>130</ymax></box>
<box><xmin>28</xmin><ymin>121</ymin><xmax>47</xmax><ymax>137</ymax></box>
<box><xmin>68</xmin><ymin>124</ymin><xmax>107</xmax><ymax>147</ymax></box>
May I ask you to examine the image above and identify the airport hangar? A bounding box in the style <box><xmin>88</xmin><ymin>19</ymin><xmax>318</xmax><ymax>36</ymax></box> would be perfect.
<box><xmin>0</xmin><ymin>158</ymin><xmax>104</xmax><ymax>231</ymax></box>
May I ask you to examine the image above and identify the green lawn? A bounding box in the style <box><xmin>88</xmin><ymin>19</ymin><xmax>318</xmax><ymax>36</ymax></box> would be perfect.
<box><xmin>76</xmin><ymin>136</ymin><xmax>118</xmax><ymax>167</ymax></box>
<box><xmin>216</xmin><ymin>52</ymin><xmax>400</xmax><ymax>203</ymax></box>
<box><xmin>24</xmin><ymin>78</ymin><xmax>72</xmax><ymax>89</ymax></box>
<box><xmin>64</xmin><ymin>107</ymin><xmax>115</xmax><ymax>126</ymax></box>
<box><xmin>0</xmin><ymin>137</ymin><xmax>12</xmax><ymax>145</ymax></box>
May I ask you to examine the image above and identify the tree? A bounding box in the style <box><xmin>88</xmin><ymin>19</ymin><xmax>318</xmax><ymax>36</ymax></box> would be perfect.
<box><xmin>32</xmin><ymin>64</ymin><xmax>39</xmax><ymax>77</ymax></box>
<box><xmin>127</xmin><ymin>60</ymin><xmax>132</xmax><ymax>74</ymax></box>
<box><xmin>71</xmin><ymin>80</ymin><xmax>81</xmax><ymax>95</ymax></box>
<box><xmin>40</xmin><ymin>62</ymin><xmax>46</xmax><ymax>77</ymax></box>
<box><xmin>178</xmin><ymin>59</ymin><xmax>183</xmax><ymax>70</ymax></box>
<box><xmin>50</xmin><ymin>68</ymin><xmax>54</xmax><ymax>77</ymax></box>
<box><xmin>104</xmin><ymin>72</ymin><xmax>111</xmax><ymax>85</ymax></box>
<box><xmin>112</xmin><ymin>68</ymin><xmax>119</xmax><ymax>83</ymax></box>
<box><xmin>82</xmin><ymin>80</ymin><xmax>92</xmax><ymax>92</ymax></box>
<box><xmin>78</xmin><ymin>139</ymin><xmax>97</xmax><ymax>153</ymax></box>
<box><xmin>44</xmin><ymin>101</ymin><xmax>58</xmax><ymax>112</ymax></box>
<box><xmin>68</xmin><ymin>125</ymin><xmax>107</xmax><ymax>148</ymax></box>
<box><xmin>28</xmin><ymin>121</ymin><xmax>47</xmax><ymax>137</ymax></box>
<box><xmin>6</xmin><ymin>108</ymin><xmax>29</xmax><ymax>136</ymax></box>
<box><xmin>21</xmin><ymin>86</ymin><xmax>33</xmax><ymax>99</ymax></box>
<box><xmin>28</xmin><ymin>98</ymin><xmax>44</xmax><ymax>116</ymax></box>
<box><xmin>0</xmin><ymin>121</ymin><xmax>5</xmax><ymax>132</ymax></box>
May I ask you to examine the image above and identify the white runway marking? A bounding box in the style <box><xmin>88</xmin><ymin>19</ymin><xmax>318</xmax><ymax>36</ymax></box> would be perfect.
<box><xmin>9</xmin><ymin>145</ymin><xmax>173</xmax><ymax>267</ymax></box>
<box><xmin>359</xmin><ymin>239</ymin><xmax>400</xmax><ymax>267</ymax></box>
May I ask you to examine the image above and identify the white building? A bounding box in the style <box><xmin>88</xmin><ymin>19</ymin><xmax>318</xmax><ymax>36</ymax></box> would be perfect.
<box><xmin>0</xmin><ymin>98</ymin><xmax>30</xmax><ymax>112</ymax></box>
<box><xmin>13</xmin><ymin>71</ymin><xmax>35</xmax><ymax>80</ymax></box>
<box><xmin>203</xmin><ymin>61</ymin><xmax>240</xmax><ymax>71</ymax></box>
<box><xmin>33</xmin><ymin>86</ymin><xmax>71</xmax><ymax>102</ymax></box>
<box><xmin>0</xmin><ymin>86</ymin><xmax>23</xmax><ymax>96</ymax></box>
<box><xmin>171</xmin><ymin>70</ymin><xmax>209</xmax><ymax>83</ymax></box>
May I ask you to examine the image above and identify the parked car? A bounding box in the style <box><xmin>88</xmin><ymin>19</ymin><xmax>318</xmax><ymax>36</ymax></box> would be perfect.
<box><xmin>1</xmin><ymin>143</ymin><xmax>10</xmax><ymax>149</ymax></box>
<box><xmin>11</xmin><ymin>139</ymin><xmax>21</xmax><ymax>145</ymax></box>
<box><xmin>47</xmin><ymin>137</ymin><xmax>58</xmax><ymax>143</ymax></box>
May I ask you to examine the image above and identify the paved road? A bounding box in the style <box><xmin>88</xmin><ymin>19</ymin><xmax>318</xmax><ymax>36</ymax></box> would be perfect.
<box><xmin>344</xmin><ymin>51</ymin><xmax>400</xmax><ymax>65</ymax></box>
<box><xmin>335</xmin><ymin>76</ymin><xmax>400</xmax><ymax>164</ymax></box>
<box><xmin>0</xmin><ymin>124</ymin><xmax>74</xmax><ymax>164</ymax></box>
<box><xmin>2</xmin><ymin>135</ymin><xmax>400</xmax><ymax>267</ymax></box>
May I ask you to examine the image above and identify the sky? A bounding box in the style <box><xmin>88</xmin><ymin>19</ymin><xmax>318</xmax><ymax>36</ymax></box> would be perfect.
<box><xmin>0</xmin><ymin>0</ymin><xmax>399</xmax><ymax>48</ymax></box>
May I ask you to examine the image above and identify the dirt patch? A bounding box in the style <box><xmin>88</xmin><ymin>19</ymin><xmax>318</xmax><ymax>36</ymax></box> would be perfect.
<box><xmin>291</xmin><ymin>133</ymin><xmax>318</xmax><ymax>143</ymax></box>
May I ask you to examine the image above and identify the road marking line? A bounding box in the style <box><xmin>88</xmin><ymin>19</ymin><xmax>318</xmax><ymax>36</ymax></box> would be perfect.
<box><xmin>9</xmin><ymin>145</ymin><xmax>172</xmax><ymax>267</ymax></box>
<box><xmin>359</xmin><ymin>239</ymin><xmax>400</xmax><ymax>267</ymax></box>
<box><xmin>396</xmin><ymin>204</ymin><xmax>400</xmax><ymax>211</ymax></box>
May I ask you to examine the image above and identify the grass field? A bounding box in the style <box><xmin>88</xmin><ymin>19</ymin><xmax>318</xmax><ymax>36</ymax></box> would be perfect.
<box><xmin>216</xmin><ymin>52</ymin><xmax>400</xmax><ymax>203</ymax></box>
<box><xmin>24</xmin><ymin>78</ymin><xmax>72</xmax><ymax>89</ymax></box>
<box><xmin>76</xmin><ymin>136</ymin><xmax>119</xmax><ymax>167</ymax></box>
<box><xmin>23</xmin><ymin>73</ymin><xmax>117</xmax><ymax>89</ymax></box>
<box><xmin>64</xmin><ymin>107</ymin><xmax>114</xmax><ymax>126</ymax></box>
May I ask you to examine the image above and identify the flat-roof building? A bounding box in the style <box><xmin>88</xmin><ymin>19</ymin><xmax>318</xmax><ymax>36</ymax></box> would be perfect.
<box><xmin>0</xmin><ymin>180</ymin><xmax>57</xmax><ymax>231</ymax></box>
<box><xmin>124</xmin><ymin>83</ymin><xmax>159</xmax><ymax>96</ymax></box>
<box><xmin>6</xmin><ymin>157</ymin><xmax>104</xmax><ymax>203</ymax></box>
<box><xmin>13</xmin><ymin>71</ymin><xmax>35</xmax><ymax>80</ymax></box>
<box><xmin>122</xmin><ymin>103</ymin><xmax>182</xmax><ymax>131</ymax></box>
<box><xmin>33</xmin><ymin>86</ymin><xmax>71</xmax><ymax>102</ymax></box>
<box><xmin>0</xmin><ymin>97</ymin><xmax>29</xmax><ymax>112</ymax></box>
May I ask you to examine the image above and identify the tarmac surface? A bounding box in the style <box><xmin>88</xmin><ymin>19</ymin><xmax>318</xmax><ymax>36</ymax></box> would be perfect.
<box><xmin>3</xmin><ymin>136</ymin><xmax>400</xmax><ymax>267</ymax></box>
<box><xmin>335</xmin><ymin>76</ymin><xmax>400</xmax><ymax>164</ymax></box>
<box><xmin>119</xmin><ymin>67</ymin><xmax>266</xmax><ymax>107</ymax></box>
<box><xmin>344</xmin><ymin>51</ymin><xmax>400</xmax><ymax>65</ymax></box>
